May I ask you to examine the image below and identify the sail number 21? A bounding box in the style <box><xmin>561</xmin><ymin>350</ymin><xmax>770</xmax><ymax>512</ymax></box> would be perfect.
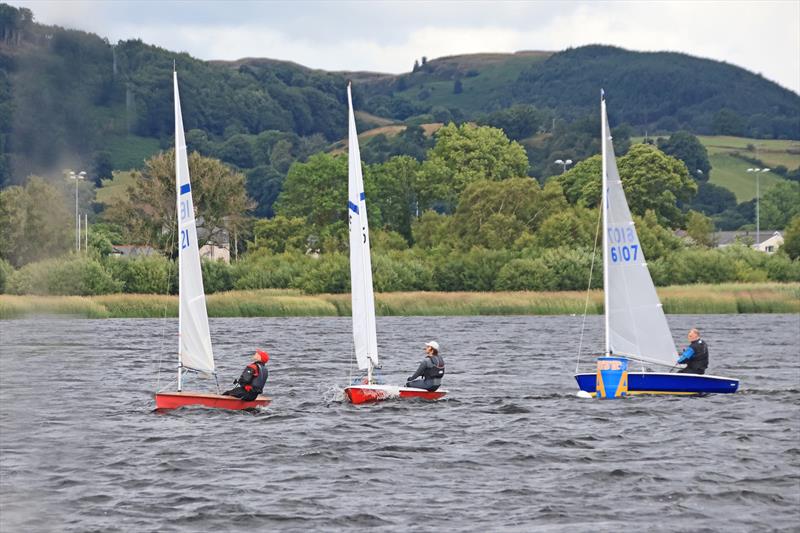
<box><xmin>608</xmin><ymin>226</ymin><xmax>639</xmax><ymax>263</ymax></box>
<box><xmin>179</xmin><ymin>199</ymin><xmax>191</xmax><ymax>249</ymax></box>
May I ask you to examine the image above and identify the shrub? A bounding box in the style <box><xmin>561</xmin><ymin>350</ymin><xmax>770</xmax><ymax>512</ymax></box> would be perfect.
<box><xmin>432</xmin><ymin>249</ymin><xmax>511</xmax><ymax>291</ymax></box>
<box><xmin>495</xmin><ymin>258</ymin><xmax>548</xmax><ymax>291</ymax></box>
<box><xmin>201</xmin><ymin>260</ymin><xmax>234</xmax><ymax>293</ymax></box>
<box><xmin>0</xmin><ymin>258</ymin><xmax>13</xmax><ymax>294</ymax></box>
<box><xmin>765</xmin><ymin>254</ymin><xmax>800</xmax><ymax>282</ymax></box>
<box><xmin>231</xmin><ymin>252</ymin><xmax>310</xmax><ymax>290</ymax></box>
<box><xmin>105</xmin><ymin>256</ymin><xmax>174</xmax><ymax>294</ymax></box>
<box><xmin>297</xmin><ymin>253</ymin><xmax>350</xmax><ymax>293</ymax></box>
<box><xmin>7</xmin><ymin>256</ymin><xmax>122</xmax><ymax>295</ymax></box>
<box><xmin>372</xmin><ymin>253</ymin><xmax>434</xmax><ymax>292</ymax></box>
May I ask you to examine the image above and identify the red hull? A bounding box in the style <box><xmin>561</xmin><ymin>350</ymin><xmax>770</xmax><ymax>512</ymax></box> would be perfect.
<box><xmin>345</xmin><ymin>385</ymin><xmax>447</xmax><ymax>404</ymax></box>
<box><xmin>155</xmin><ymin>391</ymin><xmax>270</xmax><ymax>410</ymax></box>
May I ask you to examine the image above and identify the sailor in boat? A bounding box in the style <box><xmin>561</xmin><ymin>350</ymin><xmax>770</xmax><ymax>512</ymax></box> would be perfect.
<box><xmin>676</xmin><ymin>328</ymin><xmax>709</xmax><ymax>375</ymax></box>
<box><xmin>406</xmin><ymin>341</ymin><xmax>445</xmax><ymax>391</ymax></box>
<box><xmin>223</xmin><ymin>350</ymin><xmax>269</xmax><ymax>400</ymax></box>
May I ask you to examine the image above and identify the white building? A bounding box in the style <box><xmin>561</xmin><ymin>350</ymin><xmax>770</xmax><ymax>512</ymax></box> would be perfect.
<box><xmin>200</xmin><ymin>242</ymin><xmax>231</xmax><ymax>263</ymax></box>
<box><xmin>755</xmin><ymin>231</ymin><xmax>784</xmax><ymax>254</ymax></box>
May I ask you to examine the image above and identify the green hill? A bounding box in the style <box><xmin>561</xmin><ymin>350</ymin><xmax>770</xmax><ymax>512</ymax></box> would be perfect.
<box><xmin>1</xmin><ymin>2</ymin><xmax>798</xmax><ymax>216</ymax></box>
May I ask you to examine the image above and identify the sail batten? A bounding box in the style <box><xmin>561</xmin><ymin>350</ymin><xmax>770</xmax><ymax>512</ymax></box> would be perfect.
<box><xmin>175</xmin><ymin>72</ymin><xmax>215</xmax><ymax>376</ymax></box>
<box><xmin>602</xmin><ymin>94</ymin><xmax>678</xmax><ymax>368</ymax></box>
<box><xmin>347</xmin><ymin>84</ymin><xmax>379</xmax><ymax>371</ymax></box>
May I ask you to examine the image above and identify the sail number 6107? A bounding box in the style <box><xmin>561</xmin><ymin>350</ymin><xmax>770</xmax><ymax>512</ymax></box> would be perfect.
<box><xmin>610</xmin><ymin>244</ymin><xmax>638</xmax><ymax>263</ymax></box>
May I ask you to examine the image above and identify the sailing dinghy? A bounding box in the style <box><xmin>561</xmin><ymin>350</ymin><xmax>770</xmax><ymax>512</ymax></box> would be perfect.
<box><xmin>342</xmin><ymin>83</ymin><xmax>447</xmax><ymax>405</ymax></box>
<box><xmin>574</xmin><ymin>91</ymin><xmax>739</xmax><ymax>398</ymax></box>
<box><xmin>155</xmin><ymin>71</ymin><xmax>269</xmax><ymax>410</ymax></box>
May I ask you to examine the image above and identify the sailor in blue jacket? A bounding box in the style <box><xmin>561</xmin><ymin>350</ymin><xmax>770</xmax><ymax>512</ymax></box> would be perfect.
<box><xmin>677</xmin><ymin>328</ymin><xmax>709</xmax><ymax>374</ymax></box>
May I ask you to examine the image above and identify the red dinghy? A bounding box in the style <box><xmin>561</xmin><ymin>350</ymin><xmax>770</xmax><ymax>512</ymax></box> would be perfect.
<box><xmin>345</xmin><ymin>385</ymin><xmax>447</xmax><ymax>405</ymax></box>
<box><xmin>341</xmin><ymin>84</ymin><xmax>448</xmax><ymax>406</ymax></box>
<box><xmin>154</xmin><ymin>71</ymin><xmax>271</xmax><ymax>413</ymax></box>
<box><xmin>155</xmin><ymin>392</ymin><xmax>270</xmax><ymax>410</ymax></box>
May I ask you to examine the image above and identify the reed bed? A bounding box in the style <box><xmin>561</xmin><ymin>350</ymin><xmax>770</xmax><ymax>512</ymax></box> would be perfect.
<box><xmin>0</xmin><ymin>295</ymin><xmax>111</xmax><ymax>319</ymax></box>
<box><xmin>1</xmin><ymin>283</ymin><xmax>796</xmax><ymax>319</ymax></box>
<box><xmin>207</xmin><ymin>290</ymin><xmax>338</xmax><ymax>317</ymax></box>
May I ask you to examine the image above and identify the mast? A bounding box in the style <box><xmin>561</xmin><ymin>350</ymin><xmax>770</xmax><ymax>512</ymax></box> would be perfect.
<box><xmin>174</xmin><ymin>68</ymin><xmax>183</xmax><ymax>391</ymax></box>
<box><xmin>601</xmin><ymin>89</ymin><xmax>610</xmax><ymax>356</ymax></box>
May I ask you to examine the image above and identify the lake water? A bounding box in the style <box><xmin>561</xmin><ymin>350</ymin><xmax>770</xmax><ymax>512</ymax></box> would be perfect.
<box><xmin>1</xmin><ymin>314</ymin><xmax>798</xmax><ymax>532</ymax></box>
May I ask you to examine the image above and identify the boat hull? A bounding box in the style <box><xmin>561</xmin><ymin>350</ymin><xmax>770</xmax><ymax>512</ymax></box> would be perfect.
<box><xmin>575</xmin><ymin>372</ymin><xmax>739</xmax><ymax>396</ymax></box>
<box><xmin>345</xmin><ymin>384</ymin><xmax>447</xmax><ymax>404</ymax></box>
<box><xmin>155</xmin><ymin>391</ymin><xmax>270</xmax><ymax>410</ymax></box>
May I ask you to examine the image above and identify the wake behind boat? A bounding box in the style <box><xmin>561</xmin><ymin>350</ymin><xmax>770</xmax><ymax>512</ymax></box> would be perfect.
<box><xmin>341</xmin><ymin>83</ymin><xmax>446</xmax><ymax>405</ymax></box>
<box><xmin>154</xmin><ymin>70</ymin><xmax>269</xmax><ymax>411</ymax></box>
<box><xmin>574</xmin><ymin>91</ymin><xmax>739</xmax><ymax>398</ymax></box>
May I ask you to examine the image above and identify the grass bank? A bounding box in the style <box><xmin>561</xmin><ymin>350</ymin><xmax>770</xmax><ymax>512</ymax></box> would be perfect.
<box><xmin>1</xmin><ymin>283</ymin><xmax>797</xmax><ymax>319</ymax></box>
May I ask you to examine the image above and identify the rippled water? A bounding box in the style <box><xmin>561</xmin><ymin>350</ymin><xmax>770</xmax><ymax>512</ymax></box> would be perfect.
<box><xmin>1</xmin><ymin>314</ymin><xmax>798</xmax><ymax>532</ymax></box>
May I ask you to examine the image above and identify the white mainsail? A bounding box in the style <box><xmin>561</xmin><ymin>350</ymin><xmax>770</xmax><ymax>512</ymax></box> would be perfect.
<box><xmin>347</xmin><ymin>83</ymin><xmax>379</xmax><ymax>371</ymax></box>
<box><xmin>175</xmin><ymin>71</ymin><xmax>215</xmax><ymax>376</ymax></box>
<box><xmin>601</xmin><ymin>92</ymin><xmax>678</xmax><ymax>367</ymax></box>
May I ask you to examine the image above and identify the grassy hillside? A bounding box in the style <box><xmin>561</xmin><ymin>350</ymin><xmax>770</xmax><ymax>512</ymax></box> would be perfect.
<box><xmin>631</xmin><ymin>135</ymin><xmax>798</xmax><ymax>202</ymax></box>
<box><xmin>385</xmin><ymin>52</ymin><xmax>552</xmax><ymax>114</ymax></box>
<box><xmin>95</xmin><ymin>170</ymin><xmax>136</xmax><ymax>204</ymax></box>
<box><xmin>699</xmin><ymin>136</ymin><xmax>799</xmax><ymax>201</ymax></box>
<box><xmin>104</xmin><ymin>135</ymin><xmax>162</xmax><ymax>171</ymax></box>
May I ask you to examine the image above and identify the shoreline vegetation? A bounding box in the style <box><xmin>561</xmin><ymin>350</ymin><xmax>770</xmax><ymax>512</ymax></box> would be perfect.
<box><xmin>1</xmin><ymin>283</ymin><xmax>797</xmax><ymax>319</ymax></box>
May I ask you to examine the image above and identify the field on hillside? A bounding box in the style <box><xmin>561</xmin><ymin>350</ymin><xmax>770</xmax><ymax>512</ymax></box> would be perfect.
<box><xmin>105</xmin><ymin>135</ymin><xmax>162</xmax><ymax>171</ymax></box>
<box><xmin>699</xmin><ymin>136</ymin><xmax>799</xmax><ymax>201</ymax></box>
<box><xmin>631</xmin><ymin>135</ymin><xmax>798</xmax><ymax>202</ymax></box>
<box><xmin>95</xmin><ymin>171</ymin><xmax>136</xmax><ymax>204</ymax></box>
<box><xmin>392</xmin><ymin>52</ymin><xmax>551</xmax><ymax>113</ymax></box>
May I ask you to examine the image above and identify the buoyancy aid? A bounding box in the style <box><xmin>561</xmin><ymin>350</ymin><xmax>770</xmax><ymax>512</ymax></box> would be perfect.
<box><xmin>423</xmin><ymin>354</ymin><xmax>445</xmax><ymax>380</ymax></box>
<box><xmin>239</xmin><ymin>362</ymin><xmax>268</xmax><ymax>393</ymax></box>
<box><xmin>688</xmin><ymin>339</ymin><xmax>709</xmax><ymax>371</ymax></box>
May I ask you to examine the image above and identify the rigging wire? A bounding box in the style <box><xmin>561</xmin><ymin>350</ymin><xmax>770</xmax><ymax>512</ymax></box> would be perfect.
<box><xmin>576</xmin><ymin>206</ymin><xmax>603</xmax><ymax>373</ymax></box>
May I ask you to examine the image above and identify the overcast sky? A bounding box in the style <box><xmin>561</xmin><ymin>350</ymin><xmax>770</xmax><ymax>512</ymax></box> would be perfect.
<box><xmin>12</xmin><ymin>0</ymin><xmax>800</xmax><ymax>94</ymax></box>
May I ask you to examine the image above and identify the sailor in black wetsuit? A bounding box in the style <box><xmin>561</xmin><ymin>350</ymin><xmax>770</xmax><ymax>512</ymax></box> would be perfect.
<box><xmin>223</xmin><ymin>350</ymin><xmax>269</xmax><ymax>400</ymax></box>
<box><xmin>406</xmin><ymin>341</ymin><xmax>445</xmax><ymax>391</ymax></box>
<box><xmin>676</xmin><ymin>328</ymin><xmax>709</xmax><ymax>375</ymax></box>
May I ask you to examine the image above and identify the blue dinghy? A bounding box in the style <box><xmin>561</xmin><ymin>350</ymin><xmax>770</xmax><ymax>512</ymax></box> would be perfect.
<box><xmin>574</xmin><ymin>91</ymin><xmax>740</xmax><ymax>398</ymax></box>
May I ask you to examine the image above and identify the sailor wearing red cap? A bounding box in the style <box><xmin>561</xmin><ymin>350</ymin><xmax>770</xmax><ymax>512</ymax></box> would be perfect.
<box><xmin>223</xmin><ymin>350</ymin><xmax>269</xmax><ymax>401</ymax></box>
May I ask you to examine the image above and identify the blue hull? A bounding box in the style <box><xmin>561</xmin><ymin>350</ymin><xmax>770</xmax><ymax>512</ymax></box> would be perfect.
<box><xmin>575</xmin><ymin>372</ymin><xmax>739</xmax><ymax>395</ymax></box>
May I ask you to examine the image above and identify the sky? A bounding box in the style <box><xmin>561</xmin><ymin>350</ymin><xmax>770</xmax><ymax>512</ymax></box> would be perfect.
<box><xmin>12</xmin><ymin>0</ymin><xmax>800</xmax><ymax>94</ymax></box>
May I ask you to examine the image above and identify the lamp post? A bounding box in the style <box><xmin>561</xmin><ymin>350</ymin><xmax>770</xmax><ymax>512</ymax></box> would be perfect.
<box><xmin>68</xmin><ymin>171</ymin><xmax>86</xmax><ymax>252</ymax></box>
<box><xmin>747</xmin><ymin>168</ymin><xmax>770</xmax><ymax>248</ymax></box>
<box><xmin>554</xmin><ymin>159</ymin><xmax>573</xmax><ymax>174</ymax></box>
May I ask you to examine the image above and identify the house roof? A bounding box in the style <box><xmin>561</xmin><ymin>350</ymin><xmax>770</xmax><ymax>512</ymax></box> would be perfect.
<box><xmin>714</xmin><ymin>230</ymin><xmax>781</xmax><ymax>247</ymax></box>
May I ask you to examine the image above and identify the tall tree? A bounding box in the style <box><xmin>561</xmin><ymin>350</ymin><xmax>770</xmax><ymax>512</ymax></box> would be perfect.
<box><xmin>274</xmin><ymin>153</ymin><xmax>353</xmax><ymax>229</ymax></box>
<box><xmin>452</xmin><ymin>178</ymin><xmax>567</xmax><ymax>249</ymax></box>
<box><xmin>686</xmin><ymin>210</ymin><xmax>715</xmax><ymax>247</ymax></box>
<box><xmin>367</xmin><ymin>155</ymin><xmax>419</xmax><ymax>242</ymax></box>
<box><xmin>657</xmin><ymin>131</ymin><xmax>711</xmax><ymax>181</ymax></box>
<box><xmin>103</xmin><ymin>150</ymin><xmax>253</xmax><ymax>254</ymax></box>
<box><xmin>417</xmin><ymin>123</ymin><xmax>528</xmax><ymax>211</ymax></box>
<box><xmin>781</xmin><ymin>215</ymin><xmax>800</xmax><ymax>260</ymax></box>
<box><xmin>760</xmin><ymin>181</ymin><xmax>800</xmax><ymax>229</ymax></box>
<box><xmin>0</xmin><ymin>176</ymin><xmax>72</xmax><ymax>267</ymax></box>
<box><xmin>556</xmin><ymin>144</ymin><xmax>697</xmax><ymax>227</ymax></box>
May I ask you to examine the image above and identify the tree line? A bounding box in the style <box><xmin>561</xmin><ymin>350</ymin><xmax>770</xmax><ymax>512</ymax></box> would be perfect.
<box><xmin>2</xmin><ymin>122</ymin><xmax>799</xmax><ymax>296</ymax></box>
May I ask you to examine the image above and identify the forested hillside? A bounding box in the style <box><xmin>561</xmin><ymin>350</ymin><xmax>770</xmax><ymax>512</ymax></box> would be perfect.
<box><xmin>1</xmin><ymin>2</ymin><xmax>798</xmax><ymax>191</ymax></box>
